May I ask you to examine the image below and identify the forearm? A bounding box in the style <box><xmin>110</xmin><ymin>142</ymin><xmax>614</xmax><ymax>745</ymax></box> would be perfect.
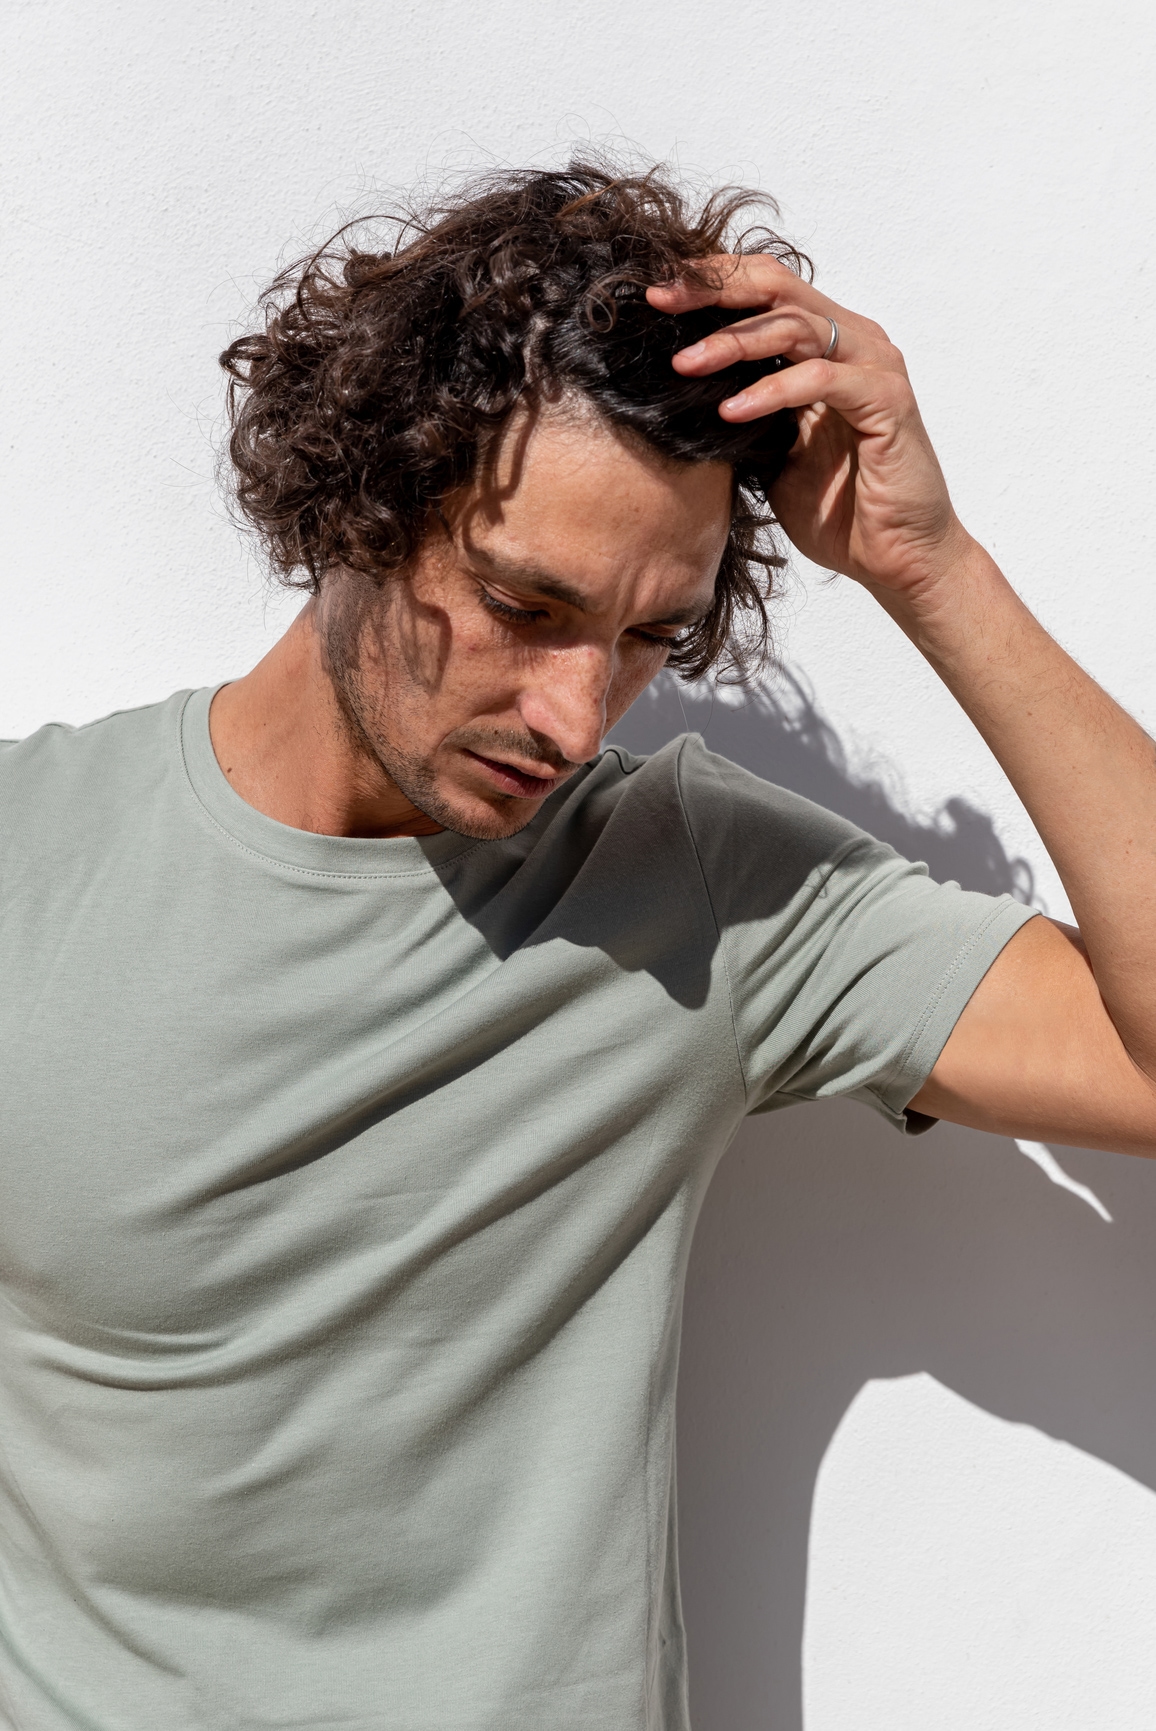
<box><xmin>878</xmin><ymin>537</ymin><xmax>1156</xmax><ymax>1079</ymax></box>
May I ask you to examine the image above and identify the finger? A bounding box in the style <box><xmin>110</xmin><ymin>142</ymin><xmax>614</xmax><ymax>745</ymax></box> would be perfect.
<box><xmin>672</xmin><ymin>307</ymin><xmax>859</xmax><ymax>375</ymax></box>
<box><xmin>717</xmin><ymin>356</ymin><xmax>912</xmax><ymax>434</ymax></box>
<box><xmin>648</xmin><ymin>256</ymin><xmax>893</xmax><ymax>375</ymax></box>
<box><xmin>646</xmin><ymin>253</ymin><xmax>800</xmax><ymax>312</ymax></box>
<box><xmin>648</xmin><ymin>253</ymin><xmax>843</xmax><ymax>320</ymax></box>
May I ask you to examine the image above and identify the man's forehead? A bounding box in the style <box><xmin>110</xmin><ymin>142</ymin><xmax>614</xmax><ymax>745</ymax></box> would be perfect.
<box><xmin>483</xmin><ymin>394</ymin><xmax>734</xmax><ymax>501</ymax></box>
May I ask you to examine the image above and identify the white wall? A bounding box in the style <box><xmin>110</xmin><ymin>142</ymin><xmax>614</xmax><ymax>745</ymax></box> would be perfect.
<box><xmin>4</xmin><ymin>1</ymin><xmax>1156</xmax><ymax>1723</ymax></box>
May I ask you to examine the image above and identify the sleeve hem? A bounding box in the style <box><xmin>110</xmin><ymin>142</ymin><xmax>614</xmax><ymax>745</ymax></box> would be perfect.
<box><xmin>876</xmin><ymin>896</ymin><xmax>1041</xmax><ymax>1129</ymax></box>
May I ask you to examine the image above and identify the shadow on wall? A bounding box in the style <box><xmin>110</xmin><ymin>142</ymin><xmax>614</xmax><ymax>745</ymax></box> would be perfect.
<box><xmin>608</xmin><ymin>674</ymin><xmax>1156</xmax><ymax>1731</ymax></box>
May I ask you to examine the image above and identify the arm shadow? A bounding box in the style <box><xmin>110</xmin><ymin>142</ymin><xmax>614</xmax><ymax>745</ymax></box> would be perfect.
<box><xmin>609</xmin><ymin>674</ymin><xmax>1156</xmax><ymax>1730</ymax></box>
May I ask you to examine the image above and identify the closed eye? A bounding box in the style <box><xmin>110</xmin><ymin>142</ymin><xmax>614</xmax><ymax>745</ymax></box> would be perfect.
<box><xmin>631</xmin><ymin>625</ymin><xmax>685</xmax><ymax>647</ymax></box>
<box><xmin>481</xmin><ymin>584</ymin><xmax>688</xmax><ymax>649</ymax></box>
<box><xmin>480</xmin><ymin>590</ymin><xmax>550</xmax><ymax>626</ymax></box>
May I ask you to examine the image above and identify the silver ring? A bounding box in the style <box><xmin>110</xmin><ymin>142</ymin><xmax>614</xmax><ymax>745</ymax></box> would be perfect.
<box><xmin>822</xmin><ymin>316</ymin><xmax>839</xmax><ymax>360</ymax></box>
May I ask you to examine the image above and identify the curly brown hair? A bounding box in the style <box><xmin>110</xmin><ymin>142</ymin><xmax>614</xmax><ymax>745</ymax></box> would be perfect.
<box><xmin>220</xmin><ymin>158</ymin><xmax>809</xmax><ymax>680</ymax></box>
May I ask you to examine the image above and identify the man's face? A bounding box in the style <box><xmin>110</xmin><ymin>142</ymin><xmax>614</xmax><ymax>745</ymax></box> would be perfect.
<box><xmin>319</xmin><ymin>404</ymin><xmax>733</xmax><ymax>839</ymax></box>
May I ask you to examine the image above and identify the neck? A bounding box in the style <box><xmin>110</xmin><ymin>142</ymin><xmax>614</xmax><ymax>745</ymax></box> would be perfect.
<box><xmin>208</xmin><ymin>601</ymin><xmax>444</xmax><ymax>838</ymax></box>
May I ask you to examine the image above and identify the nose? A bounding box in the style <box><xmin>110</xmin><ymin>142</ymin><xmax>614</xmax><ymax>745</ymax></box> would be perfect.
<box><xmin>517</xmin><ymin>644</ymin><xmax>613</xmax><ymax>767</ymax></box>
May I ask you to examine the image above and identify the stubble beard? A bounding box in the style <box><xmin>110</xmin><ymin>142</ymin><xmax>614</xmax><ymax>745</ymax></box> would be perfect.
<box><xmin>316</xmin><ymin>574</ymin><xmax>575</xmax><ymax>840</ymax></box>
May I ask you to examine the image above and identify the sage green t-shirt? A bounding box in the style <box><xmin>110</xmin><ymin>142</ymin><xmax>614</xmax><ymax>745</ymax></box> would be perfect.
<box><xmin>0</xmin><ymin>687</ymin><xmax>1034</xmax><ymax>1730</ymax></box>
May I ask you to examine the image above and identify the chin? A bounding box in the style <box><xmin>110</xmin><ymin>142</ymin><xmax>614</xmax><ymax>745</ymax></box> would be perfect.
<box><xmin>437</xmin><ymin>799</ymin><xmax>547</xmax><ymax>841</ymax></box>
<box><xmin>413</xmin><ymin>780</ymin><xmax>548</xmax><ymax>841</ymax></box>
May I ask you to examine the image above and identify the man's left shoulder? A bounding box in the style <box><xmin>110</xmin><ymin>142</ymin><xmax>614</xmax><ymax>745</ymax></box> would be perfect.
<box><xmin>643</xmin><ymin>733</ymin><xmax>878</xmax><ymax>898</ymax></box>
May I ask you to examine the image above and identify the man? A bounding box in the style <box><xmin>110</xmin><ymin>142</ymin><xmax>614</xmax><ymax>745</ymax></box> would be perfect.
<box><xmin>1</xmin><ymin>160</ymin><xmax>1153</xmax><ymax>1729</ymax></box>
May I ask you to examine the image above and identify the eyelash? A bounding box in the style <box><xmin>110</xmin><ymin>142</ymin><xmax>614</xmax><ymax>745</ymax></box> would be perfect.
<box><xmin>480</xmin><ymin>592</ymin><xmax>547</xmax><ymax>626</ymax></box>
<box><xmin>479</xmin><ymin>588</ymin><xmax>678</xmax><ymax>648</ymax></box>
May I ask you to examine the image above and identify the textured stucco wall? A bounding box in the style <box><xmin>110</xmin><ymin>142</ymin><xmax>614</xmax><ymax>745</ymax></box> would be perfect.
<box><xmin>4</xmin><ymin>1</ymin><xmax>1156</xmax><ymax>1724</ymax></box>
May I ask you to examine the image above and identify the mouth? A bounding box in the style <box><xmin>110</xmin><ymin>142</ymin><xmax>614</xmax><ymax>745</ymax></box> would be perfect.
<box><xmin>462</xmin><ymin>750</ymin><xmax>568</xmax><ymax>800</ymax></box>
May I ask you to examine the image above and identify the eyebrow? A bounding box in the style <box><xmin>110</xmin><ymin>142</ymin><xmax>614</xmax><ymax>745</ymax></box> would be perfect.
<box><xmin>467</xmin><ymin>547</ymin><xmax>711</xmax><ymax>629</ymax></box>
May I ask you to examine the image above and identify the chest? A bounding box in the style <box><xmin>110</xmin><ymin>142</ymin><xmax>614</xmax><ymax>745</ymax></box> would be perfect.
<box><xmin>0</xmin><ymin>852</ymin><xmax>742</xmax><ymax>1340</ymax></box>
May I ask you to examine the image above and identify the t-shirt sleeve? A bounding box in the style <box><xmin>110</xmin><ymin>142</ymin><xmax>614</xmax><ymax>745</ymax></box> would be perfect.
<box><xmin>675</xmin><ymin>736</ymin><xmax>1039</xmax><ymax>1133</ymax></box>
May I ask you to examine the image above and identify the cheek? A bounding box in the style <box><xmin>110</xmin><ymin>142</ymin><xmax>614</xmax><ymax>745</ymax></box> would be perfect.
<box><xmin>605</xmin><ymin>644</ymin><xmax>669</xmax><ymax>724</ymax></box>
<box><xmin>385</xmin><ymin>592</ymin><xmax>498</xmax><ymax>698</ymax></box>
<box><xmin>404</xmin><ymin>609</ymin><xmax>527</xmax><ymax>732</ymax></box>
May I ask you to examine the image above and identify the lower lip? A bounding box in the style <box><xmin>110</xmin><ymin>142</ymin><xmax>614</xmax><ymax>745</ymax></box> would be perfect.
<box><xmin>463</xmin><ymin>751</ymin><xmax>561</xmax><ymax>799</ymax></box>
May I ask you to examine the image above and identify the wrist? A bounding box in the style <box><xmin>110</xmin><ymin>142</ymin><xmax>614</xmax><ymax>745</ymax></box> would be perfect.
<box><xmin>866</xmin><ymin>531</ymin><xmax>1008</xmax><ymax>640</ymax></box>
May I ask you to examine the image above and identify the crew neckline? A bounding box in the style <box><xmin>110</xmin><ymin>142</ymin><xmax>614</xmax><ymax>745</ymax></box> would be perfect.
<box><xmin>178</xmin><ymin>686</ymin><xmax>484</xmax><ymax>879</ymax></box>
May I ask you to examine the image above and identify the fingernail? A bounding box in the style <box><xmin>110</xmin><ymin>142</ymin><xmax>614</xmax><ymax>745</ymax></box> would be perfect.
<box><xmin>678</xmin><ymin>341</ymin><xmax>706</xmax><ymax>361</ymax></box>
<box><xmin>722</xmin><ymin>393</ymin><xmax>749</xmax><ymax>412</ymax></box>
